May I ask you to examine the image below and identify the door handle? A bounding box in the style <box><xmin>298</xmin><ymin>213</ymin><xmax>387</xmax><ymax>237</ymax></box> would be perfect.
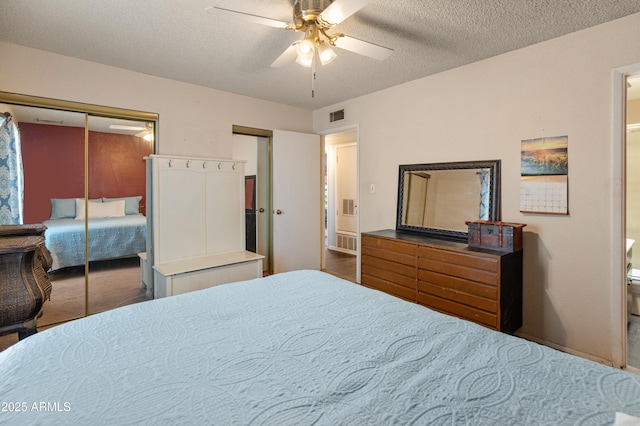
<box><xmin>259</xmin><ymin>208</ymin><xmax>265</xmax><ymax>213</ymax></box>
<box><xmin>276</xmin><ymin>209</ymin><xmax>283</xmax><ymax>215</ymax></box>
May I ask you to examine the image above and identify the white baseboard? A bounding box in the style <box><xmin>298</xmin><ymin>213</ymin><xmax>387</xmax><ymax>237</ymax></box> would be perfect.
<box><xmin>327</xmin><ymin>245</ymin><xmax>356</xmax><ymax>255</ymax></box>
<box><xmin>515</xmin><ymin>331</ymin><xmax>615</xmax><ymax>367</ymax></box>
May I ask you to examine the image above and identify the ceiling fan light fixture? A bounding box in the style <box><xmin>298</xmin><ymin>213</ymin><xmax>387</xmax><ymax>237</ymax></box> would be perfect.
<box><xmin>318</xmin><ymin>41</ymin><xmax>337</xmax><ymax>65</ymax></box>
<box><xmin>213</xmin><ymin>0</ymin><xmax>393</xmax><ymax>97</ymax></box>
<box><xmin>297</xmin><ymin>38</ymin><xmax>315</xmax><ymax>60</ymax></box>
<box><xmin>296</xmin><ymin>55</ymin><xmax>314</xmax><ymax>68</ymax></box>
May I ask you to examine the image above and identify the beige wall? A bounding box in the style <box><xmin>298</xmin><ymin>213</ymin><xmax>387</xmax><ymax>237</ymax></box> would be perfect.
<box><xmin>314</xmin><ymin>13</ymin><xmax>640</xmax><ymax>364</ymax></box>
<box><xmin>629</xmin><ymin>99</ymin><xmax>640</xmax><ymax>125</ymax></box>
<box><xmin>0</xmin><ymin>42</ymin><xmax>313</xmax><ymax>158</ymax></box>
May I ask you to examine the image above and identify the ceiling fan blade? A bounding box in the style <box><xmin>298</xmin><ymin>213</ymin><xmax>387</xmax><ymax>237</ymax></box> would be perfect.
<box><xmin>334</xmin><ymin>35</ymin><xmax>393</xmax><ymax>60</ymax></box>
<box><xmin>320</xmin><ymin>0</ymin><xmax>371</xmax><ymax>25</ymax></box>
<box><xmin>206</xmin><ymin>6</ymin><xmax>291</xmax><ymax>29</ymax></box>
<box><xmin>271</xmin><ymin>43</ymin><xmax>299</xmax><ymax>68</ymax></box>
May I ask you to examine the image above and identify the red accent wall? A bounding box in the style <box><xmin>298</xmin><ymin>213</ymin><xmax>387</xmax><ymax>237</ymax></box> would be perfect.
<box><xmin>20</xmin><ymin>123</ymin><xmax>152</xmax><ymax>224</ymax></box>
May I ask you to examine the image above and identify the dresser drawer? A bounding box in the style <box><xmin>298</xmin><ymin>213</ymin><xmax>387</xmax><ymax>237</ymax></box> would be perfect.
<box><xmin>418</xmin><ymin>247</ymin><xmax>499</xmax><ymax>286</ymax></box>
<box><xmin>418</xmin><ymin>281</ymin><xmax>496</xmax><ymax>313</ymax></box>
<box><xmin>362</xmin><ymin>255</ymin><xmax>416</xmax><ymax>283</ymax></box>
<box><xmin>418</xmin><ymin>293</ymin><xmax>498</xmax><ymax>329</ymax></box>
<box><xmin>418</xmin><ymin>246</ymin><xmax>498</xmax><ymax>272</ymax></box>
<box><xmin>361</xmin><ymin>234</ymin><xmax>417</xmax><ymax>301</ymax></box>
<box><xmin>362</xmin><ymin>269</ymin><xmax>416</xmax><ymax>301</ymax></box>
<box><xmin>362</xmin><ymin>234</ymin><xmax>417</xmax><ymax>267</ymax></box>
<box><xmin>418</xmin><ymin>269</ymin><xmax>497</xmax><ymax>301</ymax></box>
<box><xmin>362</xmin><ymin>254</ymin><xmax>416</xmax><ymax>301</ymax></box>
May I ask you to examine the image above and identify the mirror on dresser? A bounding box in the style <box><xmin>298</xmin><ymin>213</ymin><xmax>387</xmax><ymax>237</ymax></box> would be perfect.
<box><xmin>396</xmin><ymin>160</ymin><xmax>501</xmax><ymax>241</ymax></box>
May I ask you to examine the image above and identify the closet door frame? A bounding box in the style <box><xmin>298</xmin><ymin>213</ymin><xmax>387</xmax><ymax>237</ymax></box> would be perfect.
<box><xmin>0</xmin><ymin>91</ymin><xmax>158</xmax><ymax>318</ymax></box>
<box><xmin>233</xmin><ymin>125</ymin><xmax>274</xmax><ymax>275</ymax></box>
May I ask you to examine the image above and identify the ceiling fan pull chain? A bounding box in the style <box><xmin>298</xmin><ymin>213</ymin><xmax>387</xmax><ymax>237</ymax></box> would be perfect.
<box><xmin>311</xmin><ymin>55</ymin><xmax>317</xmax><ymax>98</ymax></box>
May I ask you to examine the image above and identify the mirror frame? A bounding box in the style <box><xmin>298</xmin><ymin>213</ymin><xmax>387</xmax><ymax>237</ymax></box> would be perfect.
<box><xmin>396</xmin><ymin>159</ymin><xmax>501</xmax><ymax>242</ymax></box>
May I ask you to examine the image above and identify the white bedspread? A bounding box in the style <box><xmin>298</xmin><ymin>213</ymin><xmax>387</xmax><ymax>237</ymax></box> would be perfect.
<box><xmin>1</xmin><ymin>270</ymin><xmax>640</xmax><ymax>425</ymax></box>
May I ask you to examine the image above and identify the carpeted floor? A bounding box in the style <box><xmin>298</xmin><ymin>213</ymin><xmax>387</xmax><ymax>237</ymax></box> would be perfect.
<box><xmin>0</xmin><ymin>257</ymin><xmax>150</xmax><ymax>352</ymax></box>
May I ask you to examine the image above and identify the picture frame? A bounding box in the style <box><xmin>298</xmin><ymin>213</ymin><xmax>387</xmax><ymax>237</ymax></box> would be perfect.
<box><xmin>520</xmin><ymin>135</ymin><xmax>569</xmax><ymax>215</ymax></box>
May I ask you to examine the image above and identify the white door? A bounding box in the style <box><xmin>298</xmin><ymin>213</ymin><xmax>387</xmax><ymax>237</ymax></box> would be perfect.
<box><xmin>335</xmin><ymin>144</ymin><xmax>358</xmax><ymax>237</ymax></box>
<box><xmin>272</xmin><ymin>130</ymin><xmax>321</xmax><ymax>273</ymax></box>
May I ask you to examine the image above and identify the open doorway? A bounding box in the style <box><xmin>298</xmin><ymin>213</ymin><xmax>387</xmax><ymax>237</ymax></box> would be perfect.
<box><xmin>232</xmin><ymin>126</ymin><xmax>323</xmax><ymax>275</ymax></box>
<box><xmin>323</xmin><ymin>128</ymin><xmax>358</xmax><ymax>282</ymax></box>
<box><xmin>626</xmin><ymin>73</ymin><xmax>640</xmax><ymax>369</ymax></box>
<box><xmin>232</xmin><ymin>131</ymin><xmax>271</xmax><ymax>276</ymax></box>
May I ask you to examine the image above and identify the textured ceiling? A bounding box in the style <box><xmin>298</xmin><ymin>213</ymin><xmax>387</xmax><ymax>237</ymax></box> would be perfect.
<box><xmin>1</xmin><ymin>0</ymin><xmax>640</xmax><ymax>110</ymax></box>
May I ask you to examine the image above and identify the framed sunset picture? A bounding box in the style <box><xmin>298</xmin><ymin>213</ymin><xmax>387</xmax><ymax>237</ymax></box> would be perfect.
<box><xmin>520</xmin><ymin>135</ymin><xmax>568</xmax><ymax>214</ymax></box>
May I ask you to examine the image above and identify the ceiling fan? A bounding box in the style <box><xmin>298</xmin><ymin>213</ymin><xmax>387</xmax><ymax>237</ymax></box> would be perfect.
<box><xmin>208</xmin><ymin>0</ymin><xmax>393</xmax><ymax>96</ymax></box>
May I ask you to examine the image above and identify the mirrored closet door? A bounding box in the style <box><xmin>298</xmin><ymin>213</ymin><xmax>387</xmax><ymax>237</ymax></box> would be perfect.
<box><xmin>0</xmin><ymin>92</ymin><xmax>156</xmax><ymax>327</ymax></box>
<box><xmin>86</xmin><ymin>115</ymin><xmax>154</xmax><ymax>315</ymax></box>
<box><xmin>15</xmin><ymin>105</ymin><xmax>88</xmax><ymax>326</ymax></box>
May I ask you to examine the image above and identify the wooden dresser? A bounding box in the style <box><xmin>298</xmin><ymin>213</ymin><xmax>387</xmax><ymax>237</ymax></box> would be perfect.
<box><xmin>361</xmin><ymin>229</ymin><xmax>522</xmax><ymax>334</ymax></box>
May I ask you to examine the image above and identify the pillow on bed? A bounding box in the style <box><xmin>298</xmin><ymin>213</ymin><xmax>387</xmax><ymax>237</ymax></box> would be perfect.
<box><xmin>102</xmin><ymin>196</ymin><xmax>142</xmax><ymax>215</ymax></box>
<box><xmin>75</xmin><ymin>199</ymin><xmax>125</xmax><ymax>220</ymax></box>
<box><xmin>50</xmin><ymin>198</ymin><xmax>77</xmax><ymax>219</ymax></box>
<box><xmin>50</xmin><ymin>198</ymin><xmax>102</xmax><ymax>219</ymax></box>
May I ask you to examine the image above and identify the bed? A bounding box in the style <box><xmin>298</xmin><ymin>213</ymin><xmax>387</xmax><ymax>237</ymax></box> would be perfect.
<box><xmin>42</xmin><ymin>197</ymin><xmax>146</xmax><ymax>271</ymax></box>
<box><xmin>1</xmin><ymin>270</ymin><xmax>640</xmax><ymax>425</ymax></box>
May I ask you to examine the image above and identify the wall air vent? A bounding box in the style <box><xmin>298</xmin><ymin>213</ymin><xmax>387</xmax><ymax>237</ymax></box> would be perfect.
<box><xmin>329</xmin><ymin>109</ymin><xmax>345</xmax><ymax>122</ymax></box>
<box><xmin>336</xmin><ymin>233</ymin><xmax>357</xmax><ymax>253</ymax></box>
<box><xmin>342</xmin><ymin>199</ymin><xmax>355</xmax><ymax>216</ymax></box>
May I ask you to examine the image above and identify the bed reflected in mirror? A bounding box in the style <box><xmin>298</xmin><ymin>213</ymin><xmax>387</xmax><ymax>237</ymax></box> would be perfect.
<box><xmin>396</xmin><ymin>160</ymin><xmax>501</xmax><ymax>241</ymax></box>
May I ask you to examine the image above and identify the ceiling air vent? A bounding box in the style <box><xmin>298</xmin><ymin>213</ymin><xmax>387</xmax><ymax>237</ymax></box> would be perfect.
<box><xmin>329</xmin><ymin>109</ymin><xmax>345</xmax><ymax>122</ymax></box>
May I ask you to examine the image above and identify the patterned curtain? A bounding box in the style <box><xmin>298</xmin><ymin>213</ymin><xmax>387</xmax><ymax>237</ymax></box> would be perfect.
<box><xmin>0</xmin><ymin>114</ymin><xmax>24</xmax><ymax>224</ymax></box>
<box><xmin>478</xmin><ymin>169</ymin><xmax>490</xmax><ymax>220</ymax></box>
